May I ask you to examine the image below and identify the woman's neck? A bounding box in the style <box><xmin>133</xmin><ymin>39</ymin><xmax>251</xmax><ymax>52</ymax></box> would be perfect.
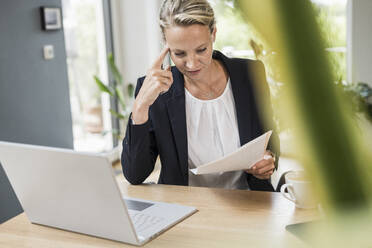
<box><xmin>184</xmin><ymin>59</ymin><xmax>229</xmax><ymax>100</ymax></box>
<box><xmin>185</xmin><ymin>59</ymin><xmax>227</xmax><ymax>88</ymax></box>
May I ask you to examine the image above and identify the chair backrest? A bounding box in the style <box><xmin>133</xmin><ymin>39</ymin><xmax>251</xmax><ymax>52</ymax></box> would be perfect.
<box><xmin>0</xmin><ymin>162</ymin><xmax>23</xmax><ymax>223</ymax></box>
<box><xmin>275</xmin><ymin>171</ymin><xmax>292</xmax><ymax>192</ymax></box>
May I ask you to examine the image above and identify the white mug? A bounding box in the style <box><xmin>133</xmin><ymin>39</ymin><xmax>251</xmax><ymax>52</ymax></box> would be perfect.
<box><xmin>280</xmin><ymin>171</ymin><xmax>317</xmax><ymax>209</ymax></box>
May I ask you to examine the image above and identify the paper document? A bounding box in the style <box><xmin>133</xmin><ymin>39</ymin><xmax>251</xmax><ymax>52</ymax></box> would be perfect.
<box><xmin>190</xmin><ymin>130</ymin><xmax>272</xmax><ymax>175</ymax></box>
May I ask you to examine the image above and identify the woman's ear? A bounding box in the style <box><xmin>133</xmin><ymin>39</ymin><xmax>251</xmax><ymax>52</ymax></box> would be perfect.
<box><xmin>212</xmin><ymin>27</ymin><xmax>217</xmax><ymax>42</ymax></box>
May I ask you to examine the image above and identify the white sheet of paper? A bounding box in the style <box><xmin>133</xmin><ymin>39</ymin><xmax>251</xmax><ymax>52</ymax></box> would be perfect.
<box><xmin>190</xmin><ymin>130</ymin><xmax>272</xmax><ymax>175</ymax></box>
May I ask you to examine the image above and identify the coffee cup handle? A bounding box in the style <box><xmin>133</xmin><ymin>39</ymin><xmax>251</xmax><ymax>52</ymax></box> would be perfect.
<box><xmin>280</xmin><ymin>183</ymin><xmax>297</xmax><ymax>204</ymax></box>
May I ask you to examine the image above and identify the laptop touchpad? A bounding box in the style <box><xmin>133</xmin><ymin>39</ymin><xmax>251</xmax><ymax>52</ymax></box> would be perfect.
<box><xmin>124</xmin><ymin>199</ymin><xmax>154</xmax><ymax>211</ymax></box>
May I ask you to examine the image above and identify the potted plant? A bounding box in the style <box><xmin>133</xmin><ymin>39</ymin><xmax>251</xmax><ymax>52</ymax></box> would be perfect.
<box><xmin>249</xmin><ymin>39</ymin><xmax>372</xmax><ymax>156</ymax></box>
<box><xmin>236</xmin><ymin>0</ymin><xmax>372</xmax><ymax>246</ymax></box>
<box><xmin>94</xmin><ymin>53</ymin><xmax>134</xmax><ymax>161</ymax></box>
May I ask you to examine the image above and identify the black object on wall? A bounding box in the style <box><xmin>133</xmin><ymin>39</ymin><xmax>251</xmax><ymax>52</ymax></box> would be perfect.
<box><xmin>40</xmin><ymin>6</ymin><xmax>63</xmax><ymax>31</ymax></box>
<box><xmin>0</xmin><ymin>0</ymin><xmax>73</xmax><ymax>223</ymax></box>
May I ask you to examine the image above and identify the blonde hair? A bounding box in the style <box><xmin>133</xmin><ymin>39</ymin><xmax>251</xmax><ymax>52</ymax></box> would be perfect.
<box><xmin>159</xmin><ymin>0</ymin><xmax>216</xmax><ymax>35</ymax></box>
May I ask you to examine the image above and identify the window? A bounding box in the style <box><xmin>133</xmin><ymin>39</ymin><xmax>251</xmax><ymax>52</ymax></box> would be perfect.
<box><xmin>62</xmin><ymin>0</ymin><xmax>113</xmax><ymax>152</ymax></box>
<box><xmin>211</xmin><ymin>0</ymin><xmax>347</xmax><ymax>81</ymax></box>
<box><xmin>312</xmin><ymin>0</ymin><xmax>347</xmax><ymax>81</ymax></box>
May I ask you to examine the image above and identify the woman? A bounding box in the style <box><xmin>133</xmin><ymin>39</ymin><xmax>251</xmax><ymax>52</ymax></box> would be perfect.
<box><xmin>121</xmin><ymin>0</ymin><xmax>280</xmax><ymax>191</ymax></box>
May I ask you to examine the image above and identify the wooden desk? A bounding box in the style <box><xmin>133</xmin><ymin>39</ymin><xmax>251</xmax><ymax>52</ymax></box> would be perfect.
<box><xmin>0</xmin><ymin>184</ymin><xmax>318</xmax><ymax>247</ymax></box>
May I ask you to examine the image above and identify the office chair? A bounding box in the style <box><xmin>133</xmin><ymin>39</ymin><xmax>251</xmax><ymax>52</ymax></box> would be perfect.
<box><xmin>0</xmin><ymin>163</ymin><xmax>23</xmax><ymax>224</ymax></box>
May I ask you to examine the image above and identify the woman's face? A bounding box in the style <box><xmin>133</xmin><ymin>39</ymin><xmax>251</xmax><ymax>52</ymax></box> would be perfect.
<box><xmin>164</xmin><ymin>24</ymin><xmax>216</xmax><ymax>81</ymax></box>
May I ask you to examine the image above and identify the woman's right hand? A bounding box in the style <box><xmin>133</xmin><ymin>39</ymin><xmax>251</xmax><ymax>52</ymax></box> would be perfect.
<box><xmin>132</xmin><ymin>46</ymin><xmax>173</xmax><ymax>124</ymax></box>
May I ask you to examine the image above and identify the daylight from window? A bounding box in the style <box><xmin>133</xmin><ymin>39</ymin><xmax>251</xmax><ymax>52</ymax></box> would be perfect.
<box><xmin>62</xmin><ymin>0</ymin><xmax>113</xmax><ymax>152</ymax></box>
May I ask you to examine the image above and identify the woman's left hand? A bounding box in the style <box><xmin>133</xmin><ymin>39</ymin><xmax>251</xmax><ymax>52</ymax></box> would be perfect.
<box><xmin>245</xmin><ymin>151</ymin><xmax>275</xmax><ymax>180</ymax></box>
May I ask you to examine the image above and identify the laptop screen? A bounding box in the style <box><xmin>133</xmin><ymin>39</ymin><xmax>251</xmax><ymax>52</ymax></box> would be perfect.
<box><xmin>124</xmin><ymin>199</ymin><xmax>154</xmax><ymax>211</ymax></box>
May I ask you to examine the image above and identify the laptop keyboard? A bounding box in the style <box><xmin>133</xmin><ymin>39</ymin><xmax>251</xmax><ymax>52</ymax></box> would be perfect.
<box><xmin>129</xmin><ymin>212</ymin><xmax>165</xmax><ymax>233</ymax></box>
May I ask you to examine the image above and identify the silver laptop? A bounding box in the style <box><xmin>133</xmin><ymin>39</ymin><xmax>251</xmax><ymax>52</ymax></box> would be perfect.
<box><xmin>0</xmin><ymin>141</ymin><xmax>197</xmax><ymax>246</ymax></box>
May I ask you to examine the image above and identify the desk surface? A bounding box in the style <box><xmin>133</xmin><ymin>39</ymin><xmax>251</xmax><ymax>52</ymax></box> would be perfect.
<box><xmin>0</xmin><ymin>184</ymin><xmax>318</xmax><ymax>247</ymax></box>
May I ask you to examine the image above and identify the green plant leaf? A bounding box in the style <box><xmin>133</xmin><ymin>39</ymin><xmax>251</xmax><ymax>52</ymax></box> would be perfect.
<box><xmin>101</xmin><ymin>130</ymin><xmax>112</xmax><ymax>136</ymax></box>
<box><xmin>101</xmin><ymin>128</ymin><xmax>123</xmax><ymax>140</ymax></box>
<box><xmin>111</xmin><ymin>129</ymin><xmax>121</xmax><ymax>140</ymax></box>
<box><xmin>127</xmin><ymin>83</ymin><xmax>135</xmax><ymax>97</ymax></box>
<box><xmin>115</xmin><ymin>87</ymin><xmax>126</xmax><ymax>110</ymax></box>
<box><xmin>94</xmin><ymin>76</ymin><xmax>114</xmax><ymax>96</ymax></box>
<box><xmin>109</xmin><ymin>109</ymin><xmax>125</xmax><ymax>119</ymax></box>
<box><xmin>108</xmin><ymin>53</ymin><xmax>123</xmax><ymax>85</ymax></box>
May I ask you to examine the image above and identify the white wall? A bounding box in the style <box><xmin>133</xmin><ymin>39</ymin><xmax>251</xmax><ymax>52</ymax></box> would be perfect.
<box><xmin>111</xmin><ymin>0</ymin><xmax>163</xmax><ymax>85</ymax></box>
<box><xmin>347</xmin><ymin>0</ymin><xmax>372</xmax><ymax>87</ymax></box>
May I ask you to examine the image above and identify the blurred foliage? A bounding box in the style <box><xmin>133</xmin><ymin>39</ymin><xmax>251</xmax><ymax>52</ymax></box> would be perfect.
<box><xmin>218</xmin><ymin>1</ymin><xmax>372</xmax><ymax>244</ymax></box>
<box><xmin>336</xmin><ymin>81</ymin><xmax>372</xmax><ymax>122</ymax></box>
<box><xmin>94</xmin><ymin>53</ymin><xmax>134</xmax><ymax>140</ymax></box>
<box><xmin>211</xmin><ymin>0</ymin><xmax>258</xmax><ymax>51</ymax></box>
<box><xmin>313</xmin><ymin>3</ymin><xmax>347</xmax><ymax>82</ymax></box>
<box><xmin>212</xmin><ymin>0</ymin><xmax>353</xmax><ymax>132</ymax></box>
<box><xmin>251</xmin><ymin>37</ymin><xmax>372</xmax><ymax>131</ymax></box>
<box><xmin>212</xmin><ymin>0</ymin><xmax>346</xmax><ymax>75</ymax></box>
<box><xmin>235</xmin><ymin>0</ymin><xmax>372</xmax><ymax>214</ymax></box>
<box><xmin>239</xmin><ymin>1</ymin><xmax>372</xmax><ymax>132</ymax></box>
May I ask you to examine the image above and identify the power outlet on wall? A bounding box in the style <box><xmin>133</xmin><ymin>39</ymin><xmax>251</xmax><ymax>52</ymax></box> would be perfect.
<box><xmin>43</xmin><ymin>45</ymin><xmax>54</xmax><ymax>60</ymax></box>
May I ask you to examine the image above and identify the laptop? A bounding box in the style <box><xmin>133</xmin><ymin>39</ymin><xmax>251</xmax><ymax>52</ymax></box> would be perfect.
<box><xmin>0</xmin><ymin>141</ymin><xmax>197</xmax><ymax>246</ymax></box>
<box><xmin>286</xmin><ymin>221</ymin><xmax>321</xmax><ymax>244</ymax></box>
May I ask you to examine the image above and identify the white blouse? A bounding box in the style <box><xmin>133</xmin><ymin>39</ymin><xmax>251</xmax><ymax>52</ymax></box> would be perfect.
<box><xmin>185</xmin><ymin>79</ymin><xmax>249</xmax><ymax>190</ymax></box>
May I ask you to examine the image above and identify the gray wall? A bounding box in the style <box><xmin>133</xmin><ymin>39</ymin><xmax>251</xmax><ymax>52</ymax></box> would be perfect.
<box><xmin>0</xmin><ymin>0</ymin><xmax>73</xmax><ymax>223</ymax></box>
<box><xmin>347</xmin><ymin>0</ymin><xmax>372</xmax><ymax>87</ymax></box>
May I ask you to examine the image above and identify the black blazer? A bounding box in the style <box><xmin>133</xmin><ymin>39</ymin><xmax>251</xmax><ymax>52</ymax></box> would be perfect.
<box><xmin>121</xmin><ymin>50</ymin><xmax>280</xmax><ymax>191</ymax></box>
